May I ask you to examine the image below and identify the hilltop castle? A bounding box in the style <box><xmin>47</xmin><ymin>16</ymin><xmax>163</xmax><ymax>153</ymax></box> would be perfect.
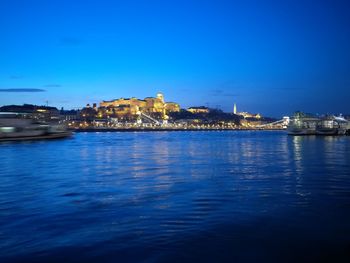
<box><xmin>90</xmin><ymin>93</ymin><xmax>180</xmax><ymax>119</ymax></box>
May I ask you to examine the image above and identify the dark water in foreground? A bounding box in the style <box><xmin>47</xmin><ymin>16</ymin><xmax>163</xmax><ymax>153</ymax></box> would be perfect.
<box><xmin>0</xmin><ymin>131</ymin><xmax>350</xmax><ymax>263</ymax></box>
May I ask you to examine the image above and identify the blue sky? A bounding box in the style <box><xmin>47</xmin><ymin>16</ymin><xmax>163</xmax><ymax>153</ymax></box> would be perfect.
<box><xmin>1</xmin><ymin>0</ymin><xmax>349</xmax><ymax>117</ymax></box>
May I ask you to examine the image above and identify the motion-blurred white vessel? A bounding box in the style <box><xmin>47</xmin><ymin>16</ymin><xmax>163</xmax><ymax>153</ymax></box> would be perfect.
<box><xmin>0</xmin><ymin>112</ymin><xmax>71</xmax><ymax>141</ymax></box>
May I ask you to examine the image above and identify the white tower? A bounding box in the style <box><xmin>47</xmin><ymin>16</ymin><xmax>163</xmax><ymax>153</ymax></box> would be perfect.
<box><xmin>156</xmin><ymin>92</ymin><xmax>164</xmax><ymax>103</ymax></box>
<box><xmin>233</xmin><ymin>103</ymin><xmax>237</xmax><ymax>114</ymax></box>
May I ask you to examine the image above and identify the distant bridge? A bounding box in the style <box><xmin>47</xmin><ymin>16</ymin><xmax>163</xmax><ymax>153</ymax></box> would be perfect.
<box><xmin>256</xmin><ymin>116</ymin><xmax>290</xmax><ymax>129</ymax></box>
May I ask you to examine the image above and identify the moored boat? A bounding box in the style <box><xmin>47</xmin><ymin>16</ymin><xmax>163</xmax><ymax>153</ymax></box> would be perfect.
<box><xmin>288</xmin><ymin>112</ymin><xmax>349</xmax><ymax>136</ymax></box>
<box><xmin>287</xmin><ymin>112</ymin><xmax>319</xmax><ymax>135</ymax></box>
<box><xmin>316</xmin><ymin>115</ymin><xmax>348</xmax><ymax>135</ymax></box>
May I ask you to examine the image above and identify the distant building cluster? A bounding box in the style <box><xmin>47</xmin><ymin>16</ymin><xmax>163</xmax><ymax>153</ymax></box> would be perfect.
<box><xmin>77</xmin><ymin>94</ymin><xmax>263</xmax><ymax>123</ymax></box>
<box><xmin>0</xmin><ymin>104</ymin><xmax>60</xmax><ymax>121</ymax></box>
<box><xmin>237</xmin><ymin>112</ymin><xmax>261</xmax><ymax>119</ymax></box>
<box><xmin>232</xmin><ymin>102</ymin><xmax>261</xmax><ymax>119</ymax></box>
<box><xmin>83</xmin><ymin>93</ymin><xmax>180</xmax><ymax>121</ymax></box>
<box><xmin>0</xmin><ymin>93</ymin><xmax>270</xmax><ymax>129</ymax></box>
<box><xmin>187</xmin><ymin>106</ymin><xmax>210</xmax><ymax>114</ymax></box>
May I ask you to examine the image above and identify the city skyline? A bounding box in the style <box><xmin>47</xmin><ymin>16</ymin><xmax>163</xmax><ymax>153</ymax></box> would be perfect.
<box><xmin>1</xmin><ymin>0</ymin><xmax>350</xmax><ymax>117</ymax></box>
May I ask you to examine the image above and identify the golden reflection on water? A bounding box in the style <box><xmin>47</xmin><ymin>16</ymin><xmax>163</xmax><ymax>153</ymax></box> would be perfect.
<box><xmin>290</xmin><ymin>135</ymin><xmax>350</xmax><ymax>198</ymax></box>
<box><xmin>291</xmin><ymin>136</ymin><xmax>309</xmax><ymax>198</ymax></box>
<box><xmin>322</xmin><ymin>136</ymin><xmax>348</xmax><ymax>167</ymax></box>
<box><xmin>72</xmin><ymin>132</ymin><xmax>350</xmax><ymax>212</ymax></box>
<box><xmin>292</xmin><ymin>136</ymin><xmax>304</xmax><ymax>175</ymax></box>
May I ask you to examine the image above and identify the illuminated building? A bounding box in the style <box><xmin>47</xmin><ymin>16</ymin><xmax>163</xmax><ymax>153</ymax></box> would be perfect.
<box><xmin>98</xmin><ymin>93</ymin><xmax>180</xmax><ymax>119</ymax></box>
<box><xmin>165</xmin><ymin>102</ymin><xmax>180</xmax><ymax>113</ymax></box>
<box><xmin>232</xmin><ymin>103</ymin><xmax>261</xmax><ymax>119</ymax></box>
<box><xmin>0</xmin><ymin>104</ymin><xmax>60</xmax><ymax>120</ymax></box>
<box><xmin>237</xmin><ymin>112</ymin><xmax>261</xmax><ymax>119</ymax></box>
<box><xmin>187</xmin><ymin>106</ymin><xmax>210</xmax><ymax>114</ymax></box>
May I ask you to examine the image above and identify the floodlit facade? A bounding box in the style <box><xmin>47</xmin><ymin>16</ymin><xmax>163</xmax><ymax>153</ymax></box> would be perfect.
<box><xmin>187</xmin><ymin>106</ymin><xmax>210</xmax><ymax>114</ymax></box>
<box><xmin>98</xmin><ymin>93</ymin><xmax>180</xmax><ymax>119</ymax></box>
<box><xmin>237</xmin><ymin>112</ymin><xmax>261</xmax><ymax>119</ymax></box>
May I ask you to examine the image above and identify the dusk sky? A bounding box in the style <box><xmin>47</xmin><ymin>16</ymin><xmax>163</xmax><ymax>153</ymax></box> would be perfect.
<box><xmin>1</xmin><ymin>0</ymin><xmax>350</xmax><ymax>117</ymax></box>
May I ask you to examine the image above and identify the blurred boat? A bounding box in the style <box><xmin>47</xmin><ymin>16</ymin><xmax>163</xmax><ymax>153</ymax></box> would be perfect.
<box><xmin>287</xmin><ymin>112</ymin><xmax>319</xmax><ymax>135</ymax></box>
<box><xmin>0</xmin><ymin>112</ymin><xmax>71</xmax><ymax>141</ymax></box>
<box><xmin>316</xmin><ymin>115</ymin><xmax>348</xmax><ymax>135</ymax></box>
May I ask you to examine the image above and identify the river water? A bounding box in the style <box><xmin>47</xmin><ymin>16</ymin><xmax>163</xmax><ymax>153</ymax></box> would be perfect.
<box><xmin>0</xmin><ymin>131</ymin><xmax>350</xmax><ymax>262</ymax></box>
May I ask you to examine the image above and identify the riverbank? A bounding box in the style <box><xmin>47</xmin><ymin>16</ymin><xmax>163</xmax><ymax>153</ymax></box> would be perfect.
<box><xmin>71</xmin><ymin>127</ymin><xmax>350</xmax><ymax>135</ymax></box>
<box><xmin>71</xmin><ymin>127</ymin><xmax>284</xmax><ymax>132</ymax></box>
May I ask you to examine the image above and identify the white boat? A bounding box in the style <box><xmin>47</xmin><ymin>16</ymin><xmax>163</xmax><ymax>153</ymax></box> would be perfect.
<box><xmin>287</xmin><ymin>112</ymin><xmax>319</xmax><ymax>135</ymax></box>
<box><xmin>288</xmin><ymin>112</ymin><xmax>349</xmax><ymax>136</ymax></box>
<box><xmin>316</xmin><ymin>116</ymin><xmax>348</xmax><ymax>135</ymax></box>
<box><xmin>0</xmin><ymin>112</ymin><xmax>71</xmax><ymax>141</ymax></box>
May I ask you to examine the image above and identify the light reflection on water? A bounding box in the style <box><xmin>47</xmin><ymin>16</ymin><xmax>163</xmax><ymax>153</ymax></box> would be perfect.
<box><xmin>0</xmin><ymin>131</ymin><xmax>350</xmax><ymax>262</ymax></box>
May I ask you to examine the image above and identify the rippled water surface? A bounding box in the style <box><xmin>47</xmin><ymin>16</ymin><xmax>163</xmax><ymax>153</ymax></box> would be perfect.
<box><xmin>1</xmin><ymin>131</ymin><xmax>350</xmax><ymax>262</ymax></box>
